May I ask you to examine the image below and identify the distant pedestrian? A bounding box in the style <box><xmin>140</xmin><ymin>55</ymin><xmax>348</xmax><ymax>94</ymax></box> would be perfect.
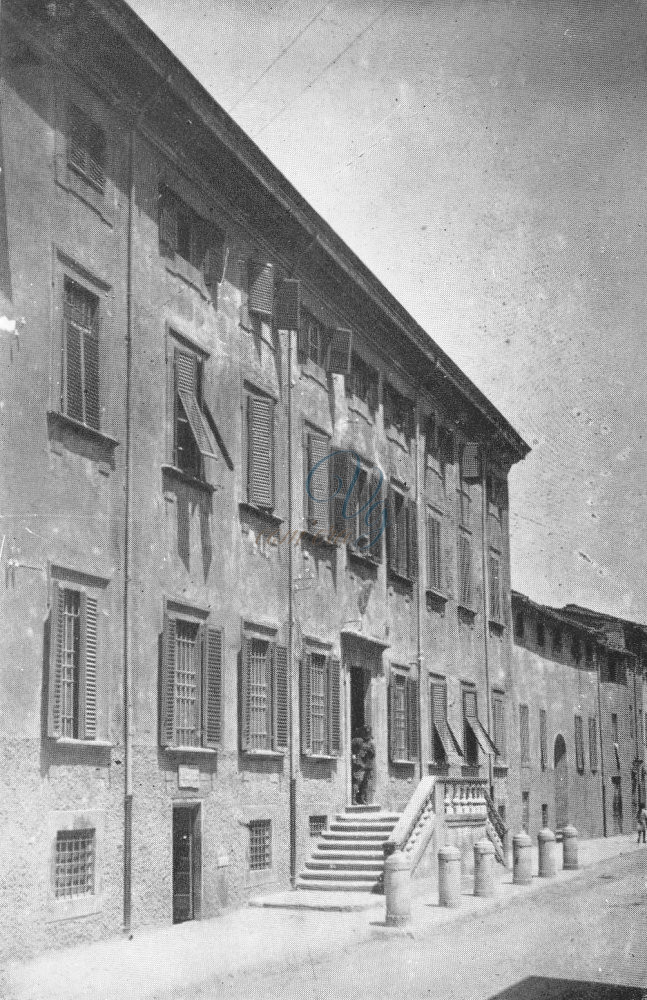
<box><xmin>352</xmin><ymin>725</ymin><xmax>375</xmax><ymax>805</ymax></box>
<box><xmin>636</xmin><ymin>804</ymin><xmax>647</xmax><ymax>844</ymax></box>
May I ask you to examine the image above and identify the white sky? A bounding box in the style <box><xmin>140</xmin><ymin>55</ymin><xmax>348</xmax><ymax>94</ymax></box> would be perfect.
<box><xmin>128</xmin><ymin>0</ymin><xmax>647</xmax><ymax>622</ymax></box>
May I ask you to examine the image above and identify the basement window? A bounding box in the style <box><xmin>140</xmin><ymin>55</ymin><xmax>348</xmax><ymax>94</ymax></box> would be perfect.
<box><xmin>55</xmin><ymin>828</ymin><xmax>95</xmax><ymax>898</ymax></box>
<box><xmin>309</xmin><ymin>815</ymin><xmax>327</xmax><ymax>837</ymax></box>
<box><xmin>249</xmin><ymin>819</ymin><xmax>272</xmax><ymax>871</ymax></box>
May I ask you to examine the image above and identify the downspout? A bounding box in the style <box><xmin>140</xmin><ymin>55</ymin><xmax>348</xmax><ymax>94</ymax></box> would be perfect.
<box><xmin>287</xmin><ymin>322</ymin><xmax>297</xmax><ymax>887</ymax></box>
<box><xmin>596</xmin><ymin>645</ymin><xmax>607</xmax><ymax>838</ymax></box>
<box><xmin>414</xmin><ymin>399</ymin><xmax>423</xmax><ymax>780</ymax></box>
<box><xmin>480</xmin><ymin>450</ymin><xmax>493</xmax><ymax>799</ymax></box>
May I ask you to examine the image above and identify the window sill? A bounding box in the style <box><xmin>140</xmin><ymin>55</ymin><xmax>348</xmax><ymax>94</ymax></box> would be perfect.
<box><xmin>426</xmin><ymin>588</ymin><xmax>448</xmax><ymax>604</ymax></box>
<box><xmin>386</xmin><ymin>428</ymin><xmax>411</xmax><ymax>452</ymax></box>
<box><xmin>303</xmin><ymin>753</ymin><xmax>339</xmax><ymax>761</ymax></box>
<box><xmin>347</xmin><ymin>397</ymin><xmax>375</xmax><ymax>424</ymax></box>
<box><xmin>457</xmin><ymin>604</ymin><xmax>477</xmax><ymax>619</ymax></box>
<box><xmin>242</xmin><ymin>749</ymin><xmax>285</xmax><ymax>759</ymax></box>
<box><xmin>348</xmin><ymin>546</ymin><xmax>381</xmax><ymax>568</ymax></box>
<box><xmin>239</xmin><ymin>502</ymin><xmax>283</xmax><ymax>526</ymax></box>
<box><xmin>56</xmin><ymin>172</ymin><xmax>114</xmax><ymax>227</ymax></box>
<box><xmin>388</xmin><ymin>568</ymin><xmax>414</xmax><ymax>587</ymax></box>
<box><xmin>302</xmin><ymin>529</ymin><xmax>337</xmax><ymax>548</ymax></box>
<box><xmin>162</xmin><ymin>465</ymin><xmax>216</xmax><ymax>494</ymax></box>
<box><xmin>489</xmin><ymin>619</ymin><xmax>506</xmax><ymax>635</ymax></box>
<box><xmin>301</xmin><ymin>358</ymin><xmax>329</xmax><ymax>390</ymax></box>
<box><xmin>52</xmin><ymin>738</ymin><xmax>113</xmax><ymax>748</ymax></box>
<box><xmin>164</xmin><ymin>259</ymin><xmax>214</xmax><ymax>303</ymax></box>
<box><xmin>47</xmin><ymin>411</ymin><xmax>119</xmax><ymax>450</ymax></box>
<box><xmin>390</xmin><ymin>758</ymin><xmax>416</xmax><ymax>767</ymax></box>
<box><xmin>162</xmin><ymin>745</ymin><xmax>218</xmax><ymax>754</ymax></box>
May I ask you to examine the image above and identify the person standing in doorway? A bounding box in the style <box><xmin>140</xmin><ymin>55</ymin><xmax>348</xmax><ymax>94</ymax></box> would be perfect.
<box><xmin>352</xmin><ymin>725</ymin><xmax>375</xmax><ymax>805</ymax></box>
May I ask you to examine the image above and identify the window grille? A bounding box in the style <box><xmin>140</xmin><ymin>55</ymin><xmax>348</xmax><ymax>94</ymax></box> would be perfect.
<box><xmin>68</xmin><ymin>105</ymin><xmax>105</xmax><ymax>191</ymax></box>
<box><xmin>174</xmin><ymin>620</ymin><xmax>200</xmax><ymax>746</ymax></box>
<box><xmin>249</xmin><ymin>819</ymin><xmax>271</xmax><ymax>871</ymax></box>
<box><xmin>301</xmin><ymin>654</ymin><xmax>340</xmax><ymax>758</ymax></box>
<box><xmin>392</xmin><ymin>675</ymin><xmax>408</xmax><ymax>761</ymax></box>
<box><xmin>55</xmin><ymin>828</ymin><xmax>95</xmax><ymax>898</ymax></box>
<box><xmin>241</xmin><ymin>636</ymin><xmax>288</xmax><ymax>754</ymax></box>
<box><xmin>60</xmin><ymin>588</ymin><xmax>80</xmax><ymax>739</ymax></box>
<box><xmin>49</xmin><ymin>582</ymin><xmax>99</xmax><ymax>742</ymax></box>
<box><xmin>249</xmin><ymin>639</ymin><xmax>271</xmax><ymax>751</ymax></box>
<box><xmin>63</xmin><ymin>278</ymin><xmax>100</xmax><ymax>430</ymax></box>
<box><xmin>539</xmin><ymin>708</ymin><xmax>547</xmax><ymax>770</ymax></box>
<box><xmin>309</xmin><ymin>815</ymin><xmax>327</xmax><ymax>837</ymax></box>
<box><xmin>520</xmin><ymin>704</ymin><xmax>530</xmax><ymax>764</ymax></box>
<box><xmin>310</xmin><ymin>654</ymin><xmax>327</xmax><ymax>756</ymax></box>
<box><xmin>160</xmin><ymin>613</ymin><xmax>223</xmax><ymax>749</ymax></box>
<box><xmin>589</xmin><ymin>717</ymin><xmax>598</xmax><ymax>772</ymax></box>
<box><xmin>575</xmin><ymin>715</ymin><xmax>585</xmax><ymax>772</ymax></box>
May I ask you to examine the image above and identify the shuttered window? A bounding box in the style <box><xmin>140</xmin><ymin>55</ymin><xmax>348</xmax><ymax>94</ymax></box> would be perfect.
<box><xmin>298</xmin><ymin>309</ymin><xmax>330</xmax><ymax>369</ymax></box>
<box><xmin>305</xmin><ymin>431</ymin><xmax>331</xmax><ymax>534</ymax></box>
<box><xmin>492</xmin><ymin>692</ymin><xmax>506</xmax><ymax>760</ymax></box>
<box><xmin>429</xmin><ymin>679</ymin><xmax>448</xmax><ymax>765</ymax></box>
<box><xmin>384</xmin><ymin>383</ymin><xmax>413</xmax><ymax>439</ymax></box>
<box><xmin>520</xmin><ymin>704</ymin><xmax>530</xmax><ymax>764</ymax></box>
<box><xmin>386</xmin><ymin>487</ymin><xmax>417</xmax><ymax>581</ymax></box>
<box><xmin>160</xmin><ymin>610</ymin><xmax>223</xmax><ymax>749</ymax></box>
<box><xmin>575</xmin><ymin>715</ymin><xmax>585</xmax><ymax>772</ymax></box>
<box><xmin>62</xmin><ymin>278</ymin><xmax>100</xmax><ymax>430</ymax></box>
<box><xmin>300</xmin><ymin>653</ymin><xmax>341</xmax><ymax>758</ymax></box>
<box><xmin>489</xmin><ymin>550</ymin><xmax>502</xmax><ymax>622</ymax></box>
<box><xmin>457</xmin><ymin>531</ymin><xmax>472</xmax><ymax>608</ymax></box>
<box><xmin>589</xmin><ymin>716</ymin><xmax>598</xmax><ymax>773</ymax></box>
<box><xmin>246</xmin><ymin>392</ymin><xmax>275</xmax><ymax>510</ymax></box>
<box><xmin>158</xmin><ymin>186</ymin><xmax>225</xmax><ymax>294</ymax></box>
<box><xmin>346</xmin><ymin>352</ymin><xmax>378</xmax><ymax>409</ymax></box>
<box><xmin>426</xmin><ymin>510</ymin><xmax>442</xmax><ymax>593</ymax></box>
<box><xmin>461</xmin><ymin>441</ymin><xmax>480</xmax><ymax>480</ymax></box>
<box><xmin>67</xmin><ymin>105</ymin><xmax>105</xmax><ymax>192</ymax></box>
<box><xmin>332</xmin><ymin>452</ymin><xmax>385</xmax><ymax>561</ymax></box>
<box><xmin>248</xmin><ymin>259</ymin><xmax>275</xmax><ymax>318</ymax></box>
<box><xmin>539</xmin><ymin>708</ymin><xmax>547</xmax><ymax>770</ymax></box>
<box><xmin>240</xmin><ymin>636</ymin><xmax>288</xmax><ymax>754</ymax></box>
<box><xmin>461</xmin><ymin>687</ymin><xmax>497</xmax><ymax>764</ymax></box>
<box><xmin>173</xmin><ymin>346</ymin><xmax>218</xmax><ymax>478</ymax></box>
<box><xmin>389</xmin><ymin>671</ymin><xmax>418</xmax><ymax>764</ymax></box>
<box><xmin>48</xmin><ymin>582</ymin><xmax>99</xmax><ymax>741</ymax></box>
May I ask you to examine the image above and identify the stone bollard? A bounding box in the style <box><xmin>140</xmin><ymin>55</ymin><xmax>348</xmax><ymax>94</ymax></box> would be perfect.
<box><xmin>384</xmin><ymin>850</ymin><xmax>411</xmax><ymax>927</ymax></box>
<box><xmin>562</xmin><ymin>825</ymin><xmax>579</xmax><ymax>871</ymax></box>
<box><xmin>473</xmin><ymin>838</ymin><xmax>496</xmax><ymax>897</ymax></box>
<box><xmin>438</xmin><ymin>844</ymin><xmax>462</xmax><ymax>908</ymax></box>
<box><xmin>512</xmin><ymin>832</ymin><xmax>533</xmax><ymax>885</ymax></box>
<box><xmin>538</xmin><ymin>827</ymin><xmax>557</xmax><ymax>878</ymax></box>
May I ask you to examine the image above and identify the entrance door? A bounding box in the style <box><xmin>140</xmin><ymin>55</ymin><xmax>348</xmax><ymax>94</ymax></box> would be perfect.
<box><xmin>554</xmin><ymin>735</ymin><xmax>568</xmax><ymax>831</ymax></box>
<box><xmin>172</xmin><ymin>805</ymin><xmax>201</xmax><ymax>924</ymax></box>
<box><xmin>349</xmin><ymin>662</ymin><xmax>373</xmax><ymax>804</ymax></box>
<box><xmin>611</xmin><ymin>776</ymin><xmax>623</xmax><ymax>834</ymax></box>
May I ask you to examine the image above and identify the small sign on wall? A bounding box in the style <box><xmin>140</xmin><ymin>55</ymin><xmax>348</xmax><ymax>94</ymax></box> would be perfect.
<box><xmin>178</xmin><ymin>765</ymin><xmax>200</xmax><ymax>790</ymax></box>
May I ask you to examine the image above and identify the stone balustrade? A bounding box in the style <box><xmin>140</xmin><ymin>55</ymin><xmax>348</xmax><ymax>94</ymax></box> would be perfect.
<box><xmin>441</xmin><ymin>779</ymin><xmax>487</xmax><ymax>817</ymax></box>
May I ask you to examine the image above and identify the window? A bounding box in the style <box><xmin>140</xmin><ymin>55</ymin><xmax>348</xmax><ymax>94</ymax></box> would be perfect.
<box><xmin>553</xmin><ymin>628</ymin><xmax>563</xmax><ymax>655</ymax></box>
<box><xmin>424</xmin><ymin>414</ymin><xmax>448</xmax><ymax>502</ymax></box>
<box><xmin>492</xmin><ymin>691</ymin><xmax>506</xmax><ymax>760</ymax></box>
<box><xmin>346</xmin><ymin>352</ymin><xmax>378</xmax><ymax>410</ymax></box>
<box><xmin>172</xmin><ymin>344</ymin><xmax>218</xmax><ymax>479</ymax></box>
<box><xmin>48</xmin><ymin>582</ymin><xmax>100</xmax><ymax>741</ymax></box>
<box><xmin>384</xmin><ymin>383</ymin><xmax>413</xmax><ymax>440</ymax></box>
<box><xmin>55</xmin><ymin>828</ymin><xmax>95</xmax><ymax>898</ymax></box>
<box><xmin>389</xmin><ymin>670</ymin><xmax>418</xmax><ymax>764</ymax></box>
<box><xmin>589</xmin><ymin>717</ymin><xmax>598</xmax><ymax>772</ymax></box>
<box><xmin>386</xmin><ymin>487</ymin><xmax>417</xmax><ymax>580</ymax></box>
<box><xmin>158</xmin><ymin>185</ymin><xmax>224</xmax><ymax>293</ymax></box>
<box><xmin>486</xmin><ymin>475</ymin><xmax>505</xmax><ymax>520</ymax></box>
<box><xmin>489</xmin><ymin>550</ymin><xmax>503</xmax><ymax>622</ymax></box>
<box><xmin>331</xmin><ymin>452</ymin><xmax>385</xmax><ymax>559</ymax></box>
<box><xmin>539</xmin><ymin>708</ymin><xmax>547</xmax><ymax>771</ymax></box>
<box><xmin>536</xmin><ymin>619</ymin><xmax>545</xmax><ymax>648</ymax></box>
<box><xmin>62</xmin><ymin>278</ymin><xmax>100</xmax><ymax>430</ymax></box>
<box><xmin>249</xmin><ymin>819</ymin><xmax>271</xmax><ymax>871</ymax></box>
<box><xmin>298</xmin><ymin>309</ymin><xmax>330</xmax><ymax>369</ymax></box>
<box><xmin>429</xmin><ymin>678</ymin><xmax>457</xmax><ymax>765</ymax></box>
<box><xmin>574</xmin><ymin>715</ymin><xmax>585</xmax><ymax>772</ymax></box>
<box><xmin>514</xmin><ymin>611</ymin><xmax>525</xmax><ymax>640</ymax></box>
<box><xmin>245</xmin><ymin>389</ymin><xmax>275</xmax><ymax>511</ymax></box>
<box><xmin>611</xmin><ymin>712</ymin><xmax>618</xmax><ymax>743</ymax></box>
<box><xmin>426</xmin><ymin>509</ymin><xmax>443</xmax><ymax>593</ymax></box>
<box><xmin>519</xmin><ymin>704</ymin><xmax>530</xmax><ymax>764</ymax></box>
<box><xmin>462</xmin><ymin>687</ymin><xmax>497</xmax><ymax>765</ymax></box>
<box><xmin>457</xmin><ymin>531</ymin><xmax>473</xmax><ymax>608</ymax></box>
<box><xmin>301</xmin><ymin>652</ymin><xmax>341</xmax><ymax>758</ymax></box>
<box><xmin>67</xmin><ymin>105</ymin><xmax>105</xmax><ymax>192</ymax></box>
<box><xmin>240</xmin><ymin>635</ymin><xmax>288</xmax><ymax>754</ymax></box>
<box><xmin>160</xmin><ymin>609</ymin><xmax>223</xmax><ymax>749</ymax></box>
<box><xmin>309</xmin><ymin>815</ymin><xmax>327</xmax><ymax>837</ymax></box>
<box><xmin>304</xmin><ymin>430</ymin><xmax>331</xmax><ymax>535</ymax></box>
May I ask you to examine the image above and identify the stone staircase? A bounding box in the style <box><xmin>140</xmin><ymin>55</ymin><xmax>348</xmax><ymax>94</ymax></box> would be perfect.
<box><xmin>297</xmin><ymin>804</ymin><xmax>401</xmax><ymax>893</ymax></box>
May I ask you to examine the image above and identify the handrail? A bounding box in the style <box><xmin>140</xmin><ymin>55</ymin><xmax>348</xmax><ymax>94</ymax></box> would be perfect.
<box><xmin>383</xmin><ymin>776</ymin><xmax>436</xmax><ymax>858</ymax></box>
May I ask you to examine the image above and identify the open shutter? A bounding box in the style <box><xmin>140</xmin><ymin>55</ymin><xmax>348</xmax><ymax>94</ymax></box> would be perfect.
<box><xmin>161</xmin><ymin>611</ymin><xmax>177</xmax><ymax>747</ymax></box>
<box><xmin>48</xmin><ymin>582</ymin><xmax>64</xmax><ymax>738</ymax></box>
<box><xmin>332</xmin><ymin>450</ymin><xmax>352</xmax><ymax>538</ymax></box>
<box><xmin>461</xmin><ymin>441</ymin><xmax>480</xmax><ymax>480</ymax></box>
<box><xmin>386</xmin><ymin>485</ymin><xmax>397</xmax><ymax>572</ymax></box>
<box><xmin>300</xmin><ymin>654</ymin><xmax>312</xmax><ymax>755</ymax></box>
<box><xmin>65</xmin><ymin>320</ymin><xmax>84</xmax><ymax>423</ymax></box>
<box><xmin>276</xmin><ymin>278</ymin><xmax>301</xmax><ymax>331</ymax></box>
<box><xmin>407</xmin><ymin>677</ymin><xmax>419</xmax><ymax>762</ymax></box>
<box><xmin>329</xmin><ymin>657</ymin><xmax>341</xmax><ymax>756</ymax></box>
<box><xmin>158</xmin><ymin>189</ymin><xmax>177</xmax><ymax>256</ymax></box>
<box><xmin>240</xmin><ymin>637</ymin><xmax>252</xmax><ymax>752</ymax></box>
<box><xmin>80</xmin><ymin>592</ymin><xmax>98</xmax><ymax>741</ymax></box>
<box><xmin>84</xmin><ymin>321</ymin><xmax>100</xmax><ymax>430</ymax></box>
<box><xmin>307</xmin><ymin>433</ymin><xmax>331</xmax><ymax>534</ymax></box>
<box><xmin>365</xmin><ymin>468</ymin><xmax>384</xmax><ymax>562</ymax></box>
<box><xmin>175</xmin><ymin>349</ymin><xmax>218</xmax><ymax>461</ymax></box>
<box><xmin>274</xmin><ymin>644</ymin><xmax>289</xmax><ymax>752</ymax></box>
<box><xmin>427</xmin><ymin>512</ymin><xmax>442</xmax><ymax>591</ymax></box>
<box><xmin>388</xmin><ymin>674</ymin><xmax>397</xmax><ymax>763</ymax></box>
<box><xmin>247</xmin><ymin>395</ymin><xmax>274</xmax><ymax>508</ymax></box>
<box><xmin>202</xmin><ymin>627</ymin><xmax>223</xmax><ymax>748</ymax></box>
<box><xmin>327</xmin><ymin>327</ymin><xmax>353</xmax><ymax>374</ymax></box>
<box><xmin>407</xmin><ymin>498</ymin><xmax>418</xmax><ymax>581</ymax></box>
<box><xmin>203</xmin><ymin>229</ymin><xmax>226</xmax><ymax>292</ymax></box>
<box><xmin>459</xmin><ymin>534</ymin><xmax>472</xmax><ymax>606</ymax></box>
<box><xmin>248</xmin><ymin>258</ymin><xmax>274</xmax><ymax>317</ymax></box>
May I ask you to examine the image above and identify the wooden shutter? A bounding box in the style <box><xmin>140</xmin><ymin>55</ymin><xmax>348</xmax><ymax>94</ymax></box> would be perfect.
<box><xmin>461</xmin><ymin>441</ymin><xmax>480</xmax><ymax>480</ymax></box>
<box><xmin>329</xmin><ymin>658</ymin><xmax>341</xmax><ymax>756</ymax></box>
<box><xmin>388</xmin><ymin>674</ymin><xmax>397</xmax><ymax>762</ymax></box>
<box><xmin>332</xmin><ymin>450</ymin><xmax>352</xmax><ymax>538</ymax></box>
<box><xmin>575</xmin><ymin>715</ymin><xmax>584</xmax><ymax>771</ymax></box>
<box><xmin>175</xmin><ymin>349</ymin><xmax>217</xmax><ymax>461</ymax></box>
<box><xmin>158</xmin><ymin>188</ymin><xmax>177</xmax><ymax>256</ymax></box>
<box><xmin>274</xmin><ymin>644</ymin><xmax>289</xmax><ymax>752</ymax></box>
<box><xmin>83</xmin><ymin>322</ymin><xmax>100</xmax><ymax>430</ymax></box>
<box><xmin>407</xmin><ymin>676</ymin><xmax>419</xmax><ymax>762</ymax></box>
<box><xmin>202</xmin><ymin>627</ymin><xmax>223</xmax><ymax>748</ymax></box>
<box><xmin>386</xmin><ymin>485</ymin><xmax>397</xmax><ymax>572</ymax></box>
<box><xmin>427</xmin><ymin>512</ymin><xmax>442</xmax><ymax>592</ymax></box>
<box><xmin>406</xmin><ymin>498</ymin><xmax>418</xmax><ymax>580</ymax></box>
<box><xmin>80</xmin><ymin>592</ymin><xmax>98</xmax><ymax>741</ymax></box>
<box><xmin>489</xmin><ymin>552</ymin><xmax>502</xmax><ymax>621</ymax></box>
<box><xmin>203</xmin><ymin>229</ymin><xmax>226</xmax><ymax>291</ymax></box>
<box><xmin>161</xmin><ymin>611</ymin><xmax>177</xmax><ymax>747</ymax></box>
<box><xmin>589</xmin><ymin>717</ymin><xmax>598</xmax><ymax>771</ymax></box>
<box><xmin>300</xmin><ymin>654</ymin><xmax>312</xmax><ymax>755</ymax></box>
<box><xmin>48</xmin><ymin>581</ymin><xmax>65</xmax><ymax>738</ymax></box>
<box><xmin>366</xmin><ymin>468</ymin><xmax>384</xmax><ymax>563</ymax></box>
<box><xmin>248</xmin><ymin>258</ymin><xmax>274</xmax><ymax>317</ymax></box>
<box><xmin>327</xmin><ymin>327</ymin><xmax>353</xmax><ymax>374</ymax></box>
<box><xmin>276</xmin><ymin>278</ymin><xmax>301</xmax><ymax>331</ymax></box>
<box><xmin>65</xmin><ymin>319</ymin><xmax>84</xmax><ymax>423</ymax></box>
<box><xmin>492</xmin><ymin>694</ymin><xmax>505</xmax><ymax>757</ymax></box>
<box><xmin>520</xmin><ymin>704</ymin><xmax>530</xmax><ymax>762</ymax></box>
<box><xmin>396</xmin><ymin>494</ymin><xmax>408</xmax><ymax>577</ymax></box>
<box><xmin>247</xmin><ymin>394</ymin><xmax>274</xmax><ymax>508</ymax></box>
<box><xmin>307</xmin><ymin>433</ymin><xmax>331</xmax><ymax>534</ymax></box>
<box><xmin>240</xmin><ymin>637</ymin><xmax>252</xmax><ymax>752</ymax></box>
<box><xmin>458</xmin><ymin>533</ymin><xmax>472</xmax><ymax>606</ymax></box>
<box><xmin>430</xmin><ymin>681</ymin><xmax>448</xmax><ymax>760</ymax></box>
<box><xmin>539</xmin><ymin>708</ymin><xmax>547</xmax><ymax>769</ymax></box>
<box><xmin>463</xmin><ymin>688</ymin><xmax>477</xmax><ymax>719</ymax></box>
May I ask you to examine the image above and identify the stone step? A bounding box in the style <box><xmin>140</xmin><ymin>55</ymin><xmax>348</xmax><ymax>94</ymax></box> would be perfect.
<box><xmin>335</xmin><ymin>812</ymin><xmax>400</xmax><ymax>823</ymax></box>
<box><xmin>296</xmin><ymin>878</ymin><xmax>381</xmax><ymax>893</ymax></box>
<box><xmin>301</xmin><ymin>867</ymin><xmax>381</xmax><ymax>882</ymax></box>
<box><xmin>321</xmin><ymin>829</ymin><xmax>390</xmax><ymax>841</ymax></box>
<box><xmin>317</xmin><ymin>839</ymin><xmax>388</xmax><ymax>852</ymax></box>
<box><xmin>328</xmin><ymin>821</ymin><xmax>396</xmax><ymax>834</ymax></box>
<box><xmin>305</xmin><ymin>858</ymin><xmax>384</xmax><ymax>873</ymax></box>
<box><xmin>343</xmin><ymin>804</ymin><xmax>383</xmax><ymax>813</ymax></box>
<box><xmin>309</xmin><ymin>849</ymin><xmax>384</xmax><ymax>863</ymax></box>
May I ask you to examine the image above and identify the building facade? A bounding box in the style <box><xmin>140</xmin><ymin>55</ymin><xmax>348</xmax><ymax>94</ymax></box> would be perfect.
<box><xmin>0</xmin><ymin>0</ymin><xmax>529</xmax><ymax>959</ymax></box>
<box><xmin>510</xmin><ymin>592</ymin><xmax>646</xmax><ymax>841</ymax></box>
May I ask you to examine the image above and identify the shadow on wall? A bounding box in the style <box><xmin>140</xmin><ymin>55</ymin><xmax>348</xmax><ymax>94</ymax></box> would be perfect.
<box><xmin>0</xmin><ymin>101</ymin><xmax>13</xmax><ymax>303</ymax></box>
<box><xmin>488</xmin><ymin>977</ymin><xmax>644</xmax><ymax>999</ymax></box>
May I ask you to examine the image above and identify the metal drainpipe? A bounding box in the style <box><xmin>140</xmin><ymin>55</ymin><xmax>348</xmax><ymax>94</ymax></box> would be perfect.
<box><xmin>287</xmin><ymin>322</ymin><xmax>297</xmax><ymax>887</ymax></box>
<box><xmin>414</xmin><ymin>400</ymin><xmax>424</xmax><ymax>779</ymax></box>
<box><xmin>595</xmin><ymin>646</ymin><xmax>607</xmax><ymax>837</ymax></box>
<box><xmin>480</xmin><ymin>449</ymin><xmax>493</xmax><ymax>800</ymax></box>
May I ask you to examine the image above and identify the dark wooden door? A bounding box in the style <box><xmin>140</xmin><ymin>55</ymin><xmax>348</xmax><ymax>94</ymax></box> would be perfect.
<box><xmin>612</xmin><ymin>777</ymin><xmax>623</xmax><ymax>834</ymax></box>
<box><xmin>554</xmin><ymin>735</ymin><xmax>568</xmax><ymax>830</ymax></box>
<box><xmin>173</xmin><ymin>806</ymin><xmax>200</xmax><ymax>923</ymax></box>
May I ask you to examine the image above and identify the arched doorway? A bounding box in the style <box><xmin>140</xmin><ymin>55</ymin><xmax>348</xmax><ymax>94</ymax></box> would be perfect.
<box><xmin>554</xmin><ymin>735</ymin><xmax>568</xmax><ymax>831</ymax></box>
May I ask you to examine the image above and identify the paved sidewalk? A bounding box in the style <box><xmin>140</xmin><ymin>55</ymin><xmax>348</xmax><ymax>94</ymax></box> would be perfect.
<box><xmin>3</xmin><ymin>835</ymin><xmax>641</xmax><ymax>1000</ymax></box>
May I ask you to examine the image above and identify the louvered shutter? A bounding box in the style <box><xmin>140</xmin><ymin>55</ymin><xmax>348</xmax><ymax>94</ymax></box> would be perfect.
<box><xmin>175</xmin><ymin>349</ymin><xmax>218</xmax><ymax>461</ymax></box>
<box><xmin>248</xmin><ymin>258</ymin><xmax>274</xmax><ymax>317</ymax></box>
<box><xmin>158</xmin><ymin>189</ymin><xmax>177</xmax><ymax>256</ymax></box>
<box><xmin>274</xmin><ymin>644</ymin><xmax>289</xmax><ymax>752</ymax></box>
<box><xmin>431</xmin><ymin>682</ymin><xmax>448</xmax><ymax>760</ymax></box>
<box><xmin>240</xmin><ymin>637</ymin><xmax>252</xmax><ymax>752</ymax></box>
<box><xmin>388</xmin><ymin>675</ymin><xmax>397</xmax><ymax>762</ymax></box>
<box><xmin>332</xmin><ymin>450</ymin><xmax>352</xmax><ymax>538</ymax></box>
<box><xmin>461</xmin><ymin>441</ymin><xmax>480</xmax><ymax>480</ymax></box>
<box><xmin>300</xmin><ymin>654</ymin><xmax>312</xmax><ymax>755</ymax></box>
<box><xmin>247</xmin><ymin>395</ymin><xmax>274</xmax><ymax>508</ymax></box>
<box><xmin>202</xmin><ymin>627</ymin><xmax>223</xmax><ymax>748</ymax></box>
<box><xmin>329</xmin><ymin>658</ymin><xmax>341</xmax><ymax>756</ymax></box>
<box><xmin>203</xmin><ymin>230</ymin><xmax>226</xmax><ymax>292</ymax></box>
<box><xmin>407</xmin><ymin>498</ymin><xmax>418</xmax><ymax>581</ymax></box>
<box><xmin>80</xmin><ymin>591</ymin><xmax>98</xmax><ymax>740</ymax></box>
<box><xmin>575</xmin><ymin>715</ymin><xmax>584</xmax><ymax>771</ymax></box>
<box><xmin>492</xmin><ymin>695</ymin><xmax>505</xmax><ymax>757</ymax></box>
<box><xmin>464</xmin><ymin>689</ymin><xmax>477</xmax><ymax>718</ymax></box>
<box><xmin>386</xmin><ymin>485</ymin><xmax>397</xmax><ymax>572</ymax></box>
<box><xmin>84</xmin><ymin>322</ymin><xmax>100</xmax><ymax>430</ymax></box>
<box><xmin>48</xmin><ymin>582</ymin><xmax>64</xmax><ymax>738</ymax></box>
<box><xmin>459</xmin><ymin>534</ymin><xmax>472</xmax><ymax>606</ymax></box>
<box><xmin>161</xmin><ymin>612</ymin><xmax>177</xmax><ymax>747</ymax></box>
<box><xmin>65</xmin><ymin>320</ymin><xmax>84</xmax><ymax>423</ymax></box>
<box><xmin>489</xmin><ymin>553</ymin><xmax>502</xmax><ymax>620</ymax></box>
<box><xmin>307</xmin><ymin>433</ymin><xmax>331</xmax><ymax>533</ymax></box>
<box><xmin>366</xmin><ymin>468</ymin><xmax>384</xmax><ymax>562</ymax></box>
<box><xmin>407</xmin><ymin>677</ymin><xmax>419</xmax><ymax>762</ymax></box>
<box><xmin>427</xmin><ymin>512</ymin><xmax>442</xmax><ymax>592</ymax></box>
<box><xmin>276</xmin><ymin>278</ymin><xmax>301</xmax><ymax>331</ymax></box>
<box><xmin>396</xmin><ymin>494</ymin><xmax>408</xmax><ymax>577</ymax></box>
<box><xmin>327</xmin><ymin>327</ymin><xmax>353</xmax><ymax>374</ymax></box>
